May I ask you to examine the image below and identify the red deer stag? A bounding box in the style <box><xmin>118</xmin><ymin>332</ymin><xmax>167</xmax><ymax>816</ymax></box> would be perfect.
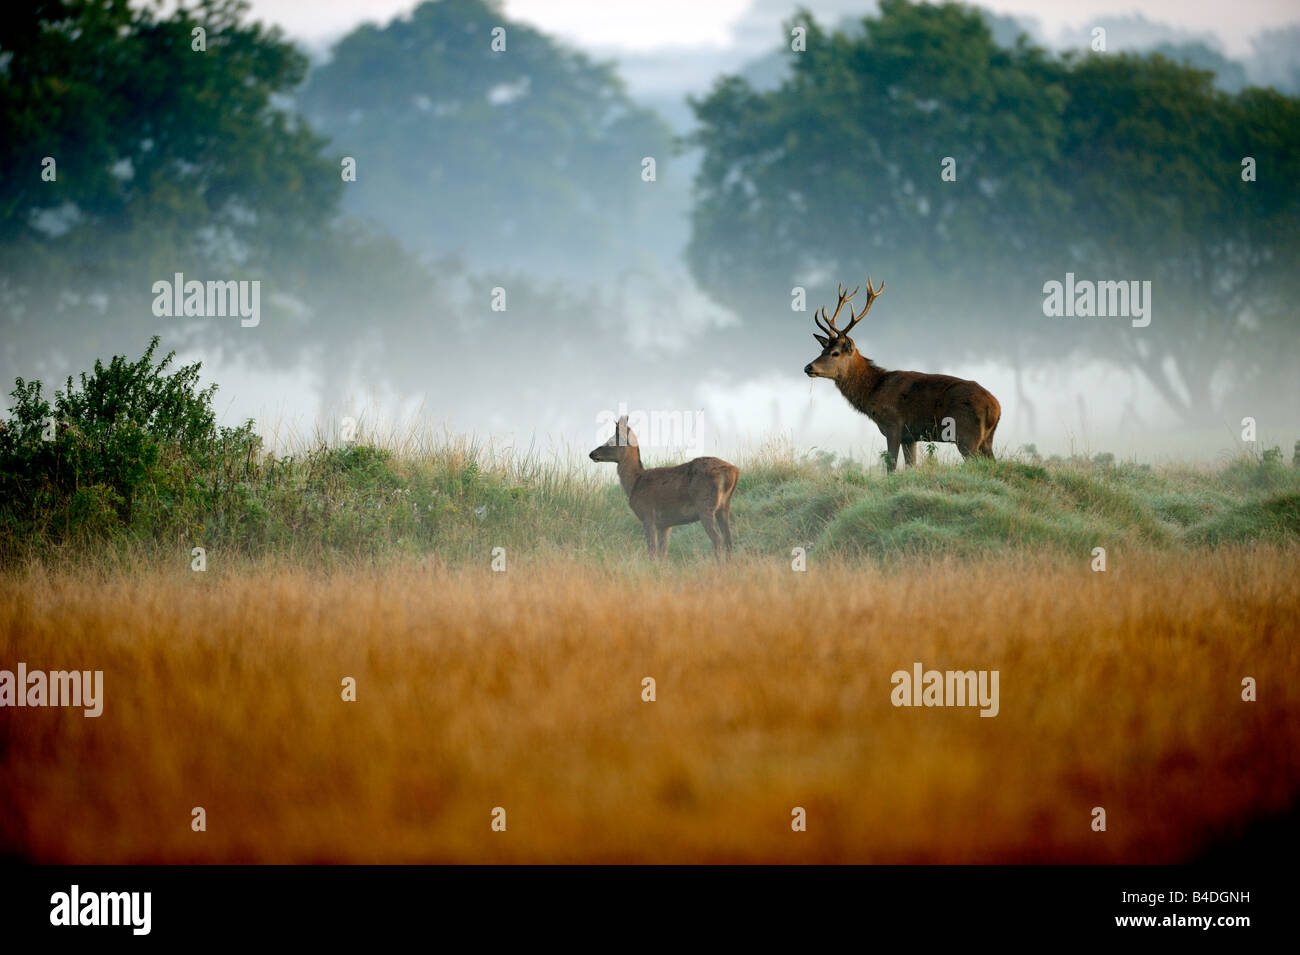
<box><xmin>803</xmin><ymin>279</ymin><xmax>1001</xmax><ymax>472</ymax></box>
<box><xmin>589</xmin><ymin>416</ymin><xmax>739</xmax><ymax>561</ymax></box>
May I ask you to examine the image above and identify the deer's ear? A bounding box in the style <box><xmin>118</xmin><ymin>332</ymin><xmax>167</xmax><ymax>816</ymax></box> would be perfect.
<box><xmin>813</xmin><ymin>333</ymin><xmax>830</xmax><ymax>348</ymax></box>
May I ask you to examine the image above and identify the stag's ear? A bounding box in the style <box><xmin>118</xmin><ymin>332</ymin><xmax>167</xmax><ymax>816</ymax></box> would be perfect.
<box><xmin>814</xmin><ymin>333</ymin><xmax>830</xmax><ymax>348</ymax></box>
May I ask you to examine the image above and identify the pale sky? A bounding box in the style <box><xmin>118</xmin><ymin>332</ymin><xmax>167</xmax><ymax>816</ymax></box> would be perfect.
<box><xmin>246</xmin><ymin>0</ymin><xmax>1298</xmax><ymax>57</ymax></box>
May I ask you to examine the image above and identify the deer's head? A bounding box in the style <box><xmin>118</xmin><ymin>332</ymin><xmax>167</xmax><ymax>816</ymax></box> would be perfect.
<box><xmin>803</xmin><ymin>278</ymin><xmax>884</xmax><ymax>381</ymax></box>
<box><xmin>589</xmin><ymin>415</ymin><xmax>639</xmax><ymax>462</ymax></box>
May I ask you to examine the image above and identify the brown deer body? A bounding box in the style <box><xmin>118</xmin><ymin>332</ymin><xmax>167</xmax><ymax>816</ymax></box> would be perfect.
<box><xmin>803</xmin><ymin>280</ymin><xmax>1001</xmax><ymax>472</ymax></box>
<box><xmin>589</xmin><ymin>416</ymin><xmax>738</xmax><ymax>560</ymax></box>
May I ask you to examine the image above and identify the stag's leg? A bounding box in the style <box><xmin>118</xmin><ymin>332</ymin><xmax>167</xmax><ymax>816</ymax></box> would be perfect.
<box><xmin>717</xmin><ymin>507</ymin><xmax>733</xmax><ymax>556</ymax></box>
<box><xmin>884</xmin><ymin>432</ymin><xmax>901</xmax><ymax>474</ymax></box>
<box><xmin>657</xmin><ymin>525</ymin><xmax>673</xmax><ymax>557</ymax></box>
<box><xmin>954</xmin><ymin>408</ymin><xmax>988</xmax><ymax>460</ymax></box>
<box><xmin>956</xmin><ymin>431</ymin><xmax>984</xmax><ymax>459</ymax></box>
<box><xmin>902</xmin><ymin>441</ymin><xmax>917</xmax><ymax>469</ymax></box>
<box><xmin>699</xmin><ymin>511</ymin><xmax>724</xmax><ymax>562</ymax></box>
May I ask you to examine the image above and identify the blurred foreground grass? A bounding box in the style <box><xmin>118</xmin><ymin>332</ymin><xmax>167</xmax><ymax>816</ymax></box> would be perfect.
<box><xmin>1</xmin><ymin>546</ymin><xmax>1295</xmax><ymax>862</ymax></box>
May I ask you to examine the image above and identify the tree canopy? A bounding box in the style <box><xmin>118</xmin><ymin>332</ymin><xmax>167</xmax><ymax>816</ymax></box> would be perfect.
<box><xmin>298</xmin><ymin>0</ymin><xmax>673</xmax><ymax>278</ymax></box>
<box><xmin>0</xmin><ymin>0</ymin><xmax>342</xmax><ymax>372</ymax></box>
<box><xmin>687</xmin><ymin>0</ymin><xmax>1300</xmax><ymax>421</ymax></box>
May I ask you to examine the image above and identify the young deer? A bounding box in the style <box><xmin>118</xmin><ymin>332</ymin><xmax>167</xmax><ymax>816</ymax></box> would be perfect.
<box><xmin>589</xmin><ymin>416</ymin><xmax>739</xmax><ymax>561</ymax></box>
<box><xmin>804</xmin><ymin>279</ymin><xmax>1001</xmax><ymax>472</ymax></box>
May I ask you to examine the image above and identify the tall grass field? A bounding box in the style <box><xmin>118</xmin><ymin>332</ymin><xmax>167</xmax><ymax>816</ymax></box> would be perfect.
<box><xmin>1</xmin><ymin>342</ymin><xmax>1297</xmax><ymax>862</ymax></box>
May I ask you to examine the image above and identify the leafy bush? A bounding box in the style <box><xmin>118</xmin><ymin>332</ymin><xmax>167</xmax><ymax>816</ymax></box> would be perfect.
<box><xmin>0</xmin><ymin>337</ymin><xmax>258</xmax><ymax>546</ymax></box>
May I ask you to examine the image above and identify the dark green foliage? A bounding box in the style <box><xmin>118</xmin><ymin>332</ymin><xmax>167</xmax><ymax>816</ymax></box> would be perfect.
<box><xmin>0</xmin><ymin>337</ymin><xmax>258</xmax><ymax>547</ymax></box>
<box><xmin>687</xmin><ymin>0</ymin><xmax>1300</xmax><ymax>418</ymax></box>
<box><xmin>0</xmin><ymin>0</ymin><xmax>444</xmax><ymax>392</ymax></box>
<box><xmin>0</xmin><ymin>0</ymin><xmax>338</xmax><ymax>336</ymax></box>
<box><xmin>298</xmin><ymin>0</ymin><xmax>672</xmax><ymax>276</ymax></box>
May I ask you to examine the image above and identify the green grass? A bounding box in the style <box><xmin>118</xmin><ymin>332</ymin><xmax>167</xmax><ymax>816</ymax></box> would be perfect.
<box><xmin>5</xmin><ymin>428</ymin><xmax>1300</xmax><ymax>568</ymax></box>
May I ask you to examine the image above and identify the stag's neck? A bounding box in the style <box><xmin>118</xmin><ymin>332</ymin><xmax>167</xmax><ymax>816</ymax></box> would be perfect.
<box><xmin>836</xmin><ymin>355</ymin><xmax>889</xmax><ymax>413</ymax></box>
<box><xmin>617</xmin><ymin>446</ymin><xmax>645</xmax><ymax>499</ymax></box>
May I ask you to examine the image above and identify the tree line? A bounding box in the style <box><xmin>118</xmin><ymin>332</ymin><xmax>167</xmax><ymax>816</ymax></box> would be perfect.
<box><xmin>2</xmin><ymin>0</ymin><xmax>1297</xmax><ymax>426</ymax></box>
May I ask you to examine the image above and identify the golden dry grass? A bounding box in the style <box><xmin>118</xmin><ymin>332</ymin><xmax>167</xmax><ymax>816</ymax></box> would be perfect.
<box><xmin>2</xmin><ymin>546</ymin><xmax>1297</xmax><ymax>863</ymax></box>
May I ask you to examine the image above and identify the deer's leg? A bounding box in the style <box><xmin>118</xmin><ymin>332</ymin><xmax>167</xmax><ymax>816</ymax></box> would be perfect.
<box><xmin>951</xmin><ymin>420</ymin><xmax>977</xmax><ymax>462</ymax></box>
<box><xmin>643</xmin><ymin>522</ymin><xmax>658</xmax><ymax>559</ymax></box>
<box><xmin>657</xmin><ymin>525</ymin><xmax>672</xmax><ymax>557</ymax></box>
<box><xmin>956</xmin><ymin>432</ymin><xmax>982</xmax><ymax>459</ymax></box>
<box><xmin>954</xmin><ymin>408</ymin><xmax>987</xmax><ymax>460</ymax></box>
<box><xmin>699</xmin><ymin>511</ymin><xmax>724</xmax><ymax>562</ymax></box>
<box><xmin>717</xmin><ymin>507</ymin><xmax>733</xmax><ymax>556</ymax></box>
<box><xmin>884</xmin><ymin>431</ymin><xmax>901</xmax><ymax>473</ymax></box>
<box><xmin>902</xmin><ymin>441</ymin><xmax>917</xmax><ymax>469</ymax></box>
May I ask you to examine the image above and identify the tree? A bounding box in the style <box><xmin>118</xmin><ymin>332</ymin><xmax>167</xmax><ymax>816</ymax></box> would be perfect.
<box><xmin>297</xmin><ymin>0</ymin><xmax>673</xmax><ymax>279</ymax></box>
<box><xmin>1055</xmin><ymin>53</ymin><xmax>1300</xmax><ymax>421</ymax></box>
<box><xmin>1149</xmin><ymin>42</ymin><xmax>1248</xmax><ymax>93</ymax></box>
<box><xmin>688</xmin><ymin>0</ymin><xmax>1067</xmax><ymax>373</ymax></box>
<box><xmin>687</xmin><ymin>0</ymin><xmax>1300</xmax><ymax>424</ymax></box>
<box><xmin>0</xmin><ymin>0</ymin><xmax>341</xmax><ymax>378</ymax></box>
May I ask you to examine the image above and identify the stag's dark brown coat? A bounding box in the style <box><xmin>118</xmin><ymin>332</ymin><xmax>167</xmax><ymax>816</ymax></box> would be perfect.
<box><xmin>804</xmin><ymin>280</ymin><xmax>1001</xmax><ymax>472</ymax></box>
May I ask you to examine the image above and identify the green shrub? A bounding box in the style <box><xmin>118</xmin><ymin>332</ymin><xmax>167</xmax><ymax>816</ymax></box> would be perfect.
<box><xmin>0</xmin><ymin>337</ymin><xmax>258</xmax><ymax>547</ymax></box>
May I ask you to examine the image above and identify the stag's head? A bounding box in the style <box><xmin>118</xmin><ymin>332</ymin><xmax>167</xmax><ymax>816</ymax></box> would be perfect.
<box><xmin>803</xmin><ymin>278</ymin><xmax>885</xmax><ymax>381</ymax></box>
<box><xmin>589</xmin><ymin>415</ymin><xmax>639</xmax><ymax>462</ymax></box>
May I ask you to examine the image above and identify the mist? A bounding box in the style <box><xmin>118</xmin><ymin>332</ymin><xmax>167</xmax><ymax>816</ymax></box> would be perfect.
<box><xmin>4</xmin><ymin>0</ymin><xmax>1298</xmax><ymax>467</ymax></box>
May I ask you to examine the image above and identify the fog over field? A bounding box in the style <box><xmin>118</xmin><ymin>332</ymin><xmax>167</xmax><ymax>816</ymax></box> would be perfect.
<box><xmin>4</xmin><ymin>0</ymin><xmax>1298</xmax><ymax>467</ymax></box>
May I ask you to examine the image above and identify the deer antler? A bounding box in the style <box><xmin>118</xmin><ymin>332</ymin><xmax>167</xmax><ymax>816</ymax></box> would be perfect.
<box><xmin>814</xmin><ymin>283</ymin><xmax>858</xmax><ymax>338</ymax></box>
<box><xmin>837</xmin><ymin>275</ymin><xmax>884</xmax><ymax>337</ymax></box>
<box><xmin>813</xmin><ymin>308</ymin><xmax>830</xmax><ymax>337</ymax></box>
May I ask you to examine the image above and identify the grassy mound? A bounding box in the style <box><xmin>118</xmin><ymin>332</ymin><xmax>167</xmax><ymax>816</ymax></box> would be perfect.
<box><xmin>3</xmin><ymin>342</ymin><xmax>1299</xmax><ymax>566</ymax></box>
